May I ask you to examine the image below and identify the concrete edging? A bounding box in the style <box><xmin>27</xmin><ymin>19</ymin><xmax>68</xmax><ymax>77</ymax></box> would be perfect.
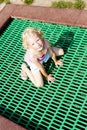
<box><xmin>0</xmin><ymin>4</ymin><xmax>87</xmax><ymax>30</ymax></box>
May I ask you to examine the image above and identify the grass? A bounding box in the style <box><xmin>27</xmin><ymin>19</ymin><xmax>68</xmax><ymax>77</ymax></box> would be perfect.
<box><xmin>4</xmin><ymin>0</ymin><xmax>10</xmax><ymax>4</ymax></box>
<box><xmin>74</xmin><ymin>0</ymin><xmax>86</xmax><ymax>9</ymax></box>
<box><xmin>51</xmin><ymin>0</ymin><xmax>86</xmax><ymax>9</ymax></box>
<box><xmin>0</xmin><ymin>0</ymin><xmax>4</xmax><ymax>4</ymax></box>
<box><xmin>0</xmin><ymin>0</ymin><xmax>86</xmax><ymax>9</ymax></box>
<box><xmin>0</xmin><ymin>0</ymin><xmax>33</xmax><ymax>4</ymax></box>
<box><xmin>23</xmin><ymin>0</ymin><xmax>34</xmax><ymax>4</ymax></box>
<box><xmin>52</xmin><ymin>1</ymin><xmax>73</xmax><ymax>8</ymax></box>
<box><xmin>0</xmin><ymin>0</ymin><xmax>10</xmax><ymax>4</ymax></box>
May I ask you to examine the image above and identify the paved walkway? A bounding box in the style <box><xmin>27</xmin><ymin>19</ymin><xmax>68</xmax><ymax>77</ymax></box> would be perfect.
<box><xmin>0</xmin><ymin>4</ymin><xmax>87</xmax><ymax>28</ymax></box>
<box><xmin>0</xmin><ymin>116</ymin><xmax>26</xmax><ymax>130</ymax></box>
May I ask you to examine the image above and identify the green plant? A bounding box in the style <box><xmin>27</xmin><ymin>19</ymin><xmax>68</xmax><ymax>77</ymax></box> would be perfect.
<box><xmin>0</xmin><ymin>0</ymin><xmax>4</xmax><ymax>4</ymax></box>
<box><xmin>23</xmin><ymin>0</ymin><xmax>33</xmax><ymax>4</ymax></box>
<box><xmin>52</xmin><ymin>1</ymin><xmax>64</xmax><ymax>8</ymax></box>
<box><xmin>4</xmin><ymin>0</ymin><xmax>10</xmax><ymax>4</ymax></box>
<box><xmin>51</xmin><ymin>0</ymin><xmax>86</xmax><ymax>9</ymax></box>
<box><xmin>52</xmin><ymin>1</ymin><xmax>73</xmax><ymax>8</ymax></box>
<box><xmin>74</xmin><ymin>0</ymin><xmax>86</xmax><ymax>9</ymax></box>
<box><xmin>64</xmin><ymin>1</ymin><xmax>73</xmax><ymax>8</ymax></box>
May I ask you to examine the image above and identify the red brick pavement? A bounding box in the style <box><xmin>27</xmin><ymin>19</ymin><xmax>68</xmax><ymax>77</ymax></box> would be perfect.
<box><xmin>0</xmin><ymin>4</ymin><xmax>87</xmax><ymax>29</ymax></box>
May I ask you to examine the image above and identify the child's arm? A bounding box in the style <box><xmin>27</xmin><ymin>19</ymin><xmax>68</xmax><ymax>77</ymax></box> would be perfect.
<box><xmin>31</xmin><ymin>58</ymin><xmax>55</xmax><ymax>82</ymax></box>
<box><xmin>45</xmin><ymin>41</ymin><xmax>58</xmax><ymax>65</ymax></box>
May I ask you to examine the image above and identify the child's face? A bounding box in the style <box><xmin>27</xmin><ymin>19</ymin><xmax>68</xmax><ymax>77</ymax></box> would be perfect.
<box><xmin>28</xmin><ymin>34</ymin><xmax>43</xmax><ymax>51</ymax></box>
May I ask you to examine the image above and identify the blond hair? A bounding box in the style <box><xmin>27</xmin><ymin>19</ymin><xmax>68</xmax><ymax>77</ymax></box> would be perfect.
<box><xmin>22</xmin><ymin>27</ymin><xmax>43</xmax><ymax>49</ymax></box>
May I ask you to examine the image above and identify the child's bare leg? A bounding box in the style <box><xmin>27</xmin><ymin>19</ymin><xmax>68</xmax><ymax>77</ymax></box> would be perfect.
<box><xmin>52</xmin><ymin>47</ymin><xmax>64</xmax><ymax>56</ymax></box>
<box><xmin>52</xmin><ymin>47</ymin><xmax>64</xmax><ymax>66</ymax></box>
<box><xmin>26</xmin><ymin>70</ymin><xmax>44</xmax><ymax>87</ymax></box>
<box><xmin>21</xmin><ymin>63</ymin><xmax>44</xmax><ymax>87</ymax></box>
<box><xmin>32</xmin><ymin>71</ymin><xmax>44</xmax><ymax>87</ymax></box>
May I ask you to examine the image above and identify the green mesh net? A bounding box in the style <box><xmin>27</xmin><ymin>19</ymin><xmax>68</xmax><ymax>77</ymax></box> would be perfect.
<box><xmin>0</xmin><ymin>19</ymin><xmax>87</xmax><ymax>130</ymax></box>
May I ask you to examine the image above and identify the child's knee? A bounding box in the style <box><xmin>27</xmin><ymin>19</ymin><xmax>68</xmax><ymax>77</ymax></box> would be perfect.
<box><xmin>58</xmin><ymin>48</ymin><xmax>64</xmax><ymax>56</ymax></box>
<box><xmin>21</xmin><ymin>63</ymin><xmax>30</xmax><ymax>73</ymax></box>
<box><xmin>21</xmin><ymin>63</ymin><xmax>27</xmax><ymax>70</ymax></box>
<box><xmin>35</xmin><ymin>82</ymin><xmax>44</xmax><ymax>88</ymax></box>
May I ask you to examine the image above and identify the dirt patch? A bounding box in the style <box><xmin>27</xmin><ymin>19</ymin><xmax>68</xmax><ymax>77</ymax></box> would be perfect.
<box><xmin>0</xmin><ymin>0</ymin><xmax>87</xmax><ymax>11</ymax></box>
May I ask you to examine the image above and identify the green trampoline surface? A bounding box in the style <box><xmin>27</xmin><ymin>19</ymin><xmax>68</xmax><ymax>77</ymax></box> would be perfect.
<box><xmin>0</xmin><ymin>19</ymin><xmax>87</xmax><ymax>130</ymax></box>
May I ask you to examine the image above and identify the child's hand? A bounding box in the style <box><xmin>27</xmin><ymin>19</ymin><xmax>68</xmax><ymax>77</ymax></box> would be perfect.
<box><xmin>55</xmin><ymin>59</ymin><xmax>63</xmax><ymax>66</ymax></box>
<box><xmin>47</xmin><ymin>74</ymin><xmax>55</xmax><ymax>82</ymax></box>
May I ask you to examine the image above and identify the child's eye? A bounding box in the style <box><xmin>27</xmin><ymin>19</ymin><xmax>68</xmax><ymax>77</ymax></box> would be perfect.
<box><xmin>37</xmin><ymin>39</ymin><xmax>40</xmax><ymax>41</ymax></box>
<box><xmin>36</xmin><ymin>38</ymin><xmax>40</xmax><ymax>42</ymax></box>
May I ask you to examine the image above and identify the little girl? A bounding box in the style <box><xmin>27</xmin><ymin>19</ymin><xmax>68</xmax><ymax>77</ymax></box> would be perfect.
<box><xmin>21</xmin><ymin>27</ymin><xmax>64</xmax><ymax>87</ymax></box>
